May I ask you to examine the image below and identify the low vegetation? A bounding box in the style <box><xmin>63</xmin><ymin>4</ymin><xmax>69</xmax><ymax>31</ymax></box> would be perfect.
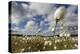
<box><xmin>10</xmin><ymin>35</ymin><xmax>78</xmax><ymax>53</ymax></box>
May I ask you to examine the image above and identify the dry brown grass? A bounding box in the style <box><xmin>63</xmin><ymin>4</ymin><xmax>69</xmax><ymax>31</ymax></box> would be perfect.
<box><xmin>10</xmin><ymin>36</ymin><xmax>78</xmax><ymax>53</ymax></box>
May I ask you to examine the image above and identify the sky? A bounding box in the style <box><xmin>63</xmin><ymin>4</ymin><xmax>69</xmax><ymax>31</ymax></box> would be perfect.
<box><xmin>9</xmin><ymin>1</ymin><xmax>78</xmax><ymax>36</ymax></box>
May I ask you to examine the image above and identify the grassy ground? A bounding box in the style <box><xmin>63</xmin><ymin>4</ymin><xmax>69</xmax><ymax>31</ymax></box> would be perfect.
<box><xmin>10</xmin><ymin>35</ymin><xmax>78</xmax><ymax>53</ymax></box>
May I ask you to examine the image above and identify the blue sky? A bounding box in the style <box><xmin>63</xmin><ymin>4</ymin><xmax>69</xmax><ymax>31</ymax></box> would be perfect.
<box><xmin>10</xmin><ymin>1</ymin><xmax>78</xmax><ymax>36</ymax></box>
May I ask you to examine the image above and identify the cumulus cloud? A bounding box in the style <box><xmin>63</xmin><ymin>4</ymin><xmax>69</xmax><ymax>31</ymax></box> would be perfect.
<box><xmin>45</xmin><ymin>9</ymin><xmax>56</xmax><ymax>33</ymax></box>
<box><xmin>11</xmin><ymin>15</ymin><xmax>20</xmax><ymax>25</ymax></box>
<box><xmin>29</xmin><ymin>2</ymin><xmax>56</xmax><ymax>15</ymax></box>
<box><xmin>11</xmin><ymin>2</ymin><xmax>31</xmax><ymax>26</ymax></box>
<box><xmin>67</xmin><ymin>5</ymin><xmax>78</xmax><ymax>13</ymax></box>
<box><xmin>25</xmin><ymin>20</ymin><xmax>35</xmax><ymax>29</ymax></box>
<box><xmin>10</xmin><ymin>1</ymin><xmax>78</xmax><ymax>35</ymax></box>
<box><xmin>64</xmin><ymin>5</ymin><xmax>78</xmax><ymax>26</ymax></box>
<box><xmin>21</xmin><ymin>3</ymin><xmax>29</xmax><ymax>10</ymax></box>
<box><xmin>24</xmin><ymin>20</ymin><xmax>39</xmax><ymax>35</ymax></box>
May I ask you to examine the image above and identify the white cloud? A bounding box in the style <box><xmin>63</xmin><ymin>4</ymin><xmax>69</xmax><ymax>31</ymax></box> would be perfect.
<box><xmin>25</xmin><ymin>20</ymin><xmax>35</xmax><ymax>29</ymax></box>
<box><xmin>11</xmin><ymin>14</ymin><xmax>22</xmax><ymax>25</ymax></box>
<box><xmin>29</xmin><ymin>2</ymin><xmax>56</xmax><ymax>15</ymax></box>
<box><xmin>11</xmin><ymin>2</ymin><xmax>24</xmax><ymax>25</ymax></box>
<box><xmin>11</xmin><ymin>20</ymin><xmax>39</xmax><ymax>34</ymax></box>
<box><xmin>46</xmin><ymin>13</ymin><xmax>55</xmax><ymax>22</ymax></box>
<box><xmin>21</xmin><ymin>3</ymin><xmax>29</xmax><ymax>10</ymax></box>
<box><xmin>11</xmin><ymin>26</ymin><xmax>20</xmax><ymax>31</ymax></box>
<box><xmin>67</xmin><ymin>5</ymin><xmax>77</xmax><ymax>13</ymax></box>
<box><xmin>24</xmin><ymin>20</ymin><xmax>39</xmax><ymax>34</ymax></box>
<box><xmin>11</xmin><ymin>2</ymin><xmax>30</xmax><ymax>26</ymax></box>
<box><xmin>64</xmin><ymin>5</ymin><xmax>78</xmax><ymax>26</ymax></box>
<box><xmin>45</xmin><ymin>10</ymin><xmax>56</xmax><ymax>32</ymax></box>
<box><xmin>10</xmin><ymin>2</ymin><xmax>78</xmax><ymax>35</ymax></box>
